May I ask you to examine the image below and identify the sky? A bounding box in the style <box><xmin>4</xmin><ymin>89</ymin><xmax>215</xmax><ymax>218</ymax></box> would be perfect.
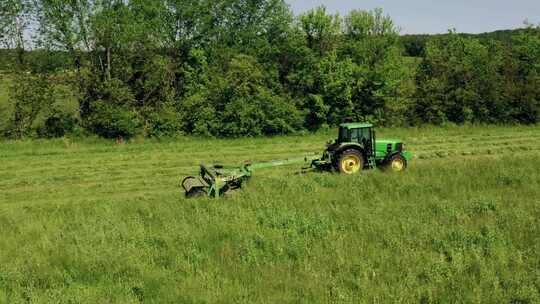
<box><xmin>286</xmin><ymin>0</ymin><xmax>540</xmax><ymax>34</ymax></box>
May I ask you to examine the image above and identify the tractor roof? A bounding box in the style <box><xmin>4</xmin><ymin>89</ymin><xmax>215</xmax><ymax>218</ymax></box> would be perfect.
<box><xmin>339</xmin><ymin>123</ymin><xmax>373</xmax><ymax>129</ymax></box>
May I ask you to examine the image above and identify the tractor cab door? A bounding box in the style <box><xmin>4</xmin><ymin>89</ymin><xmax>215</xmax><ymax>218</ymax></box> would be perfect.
<box><xmin>367</xmin><ymin>129</ymin><xmax>375</xmax><ymax>157</ymax></box>
<box><xmin>351</xmin><ymin>128</ymin><xmax>375</xmax><ymax>157</ymax></box>
<box><xmin>338</xmin><ymin>127</ymin><xmax>349</xmax><ymax>143</ymax></box>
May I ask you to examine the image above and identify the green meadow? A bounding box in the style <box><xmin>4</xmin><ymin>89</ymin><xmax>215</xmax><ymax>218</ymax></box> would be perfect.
<box><xmin>1</xmin><ymin>125</ymin><xmax>540</xmax><ymax>303</ymax></box>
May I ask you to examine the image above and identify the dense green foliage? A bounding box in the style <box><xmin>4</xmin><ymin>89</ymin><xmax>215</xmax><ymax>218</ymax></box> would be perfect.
<box><xmin>0</xmin><ymin>1</ymin><xmax>539</xmax><ymax>139</ymax></box>
<box><xmin>1</xmin><ymin>125</ymin><xmax>540</xmax><ymax>302</ymax></box>
<box><xmin>401</xmin><ymin>28</ymin><xmax>533</xmax><ymax>57</ymax></box>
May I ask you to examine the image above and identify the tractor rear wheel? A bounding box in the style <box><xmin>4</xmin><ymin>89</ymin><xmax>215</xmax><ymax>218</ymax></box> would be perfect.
<box><xmin>338</xmin><ymin>150</ymin><xmax>364</xmax><ymax>175</ymax></box>
<box><xmin>387</xmin><ymin>154</ymin><xmax>408</xmax><ymax>172</ymax></box>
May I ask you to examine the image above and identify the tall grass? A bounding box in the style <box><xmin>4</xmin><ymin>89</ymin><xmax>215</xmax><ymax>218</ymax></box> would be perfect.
<box><xmin>1</xmin><ymin>125</ymin><xmax>539</xmax><ymax>303</ymax></box>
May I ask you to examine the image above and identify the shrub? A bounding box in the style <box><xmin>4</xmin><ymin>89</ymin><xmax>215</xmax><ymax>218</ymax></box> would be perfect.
<box><xmin>37</xmin><ymin>112</ymin><xmax>78</xmax><ymax>138</ymax></box>
<box><xmin>181</xmin><ymin>54</ymin><xmax>303</xmax><ymax>137</ymax></box>
<box><xmin>80</xmin><ymin>77</ymin><xmax>141</xmax><ymax>139</ymax></box>
<box><xmin>87</xmin><ymin>101</ymin><xmax>140</xmax><ymax>139</ymax></box>
<box><xmin>413</xmin><ymin>32</ymin><xmax>540</xmax><ymax>125</ymax></box>
<box><xmin>142</xmin><ymin>106</ymin><xmax>183</xmax><ymax>138</ymax></box>
<box><xmin>3</xmin><ymin>73</ymin><xmax>54</xmax><ymax>138</ymax></box>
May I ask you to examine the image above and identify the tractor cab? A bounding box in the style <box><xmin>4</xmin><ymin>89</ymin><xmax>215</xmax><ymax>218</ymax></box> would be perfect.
<box><xmin>337</xmin><ymin>123</ymin><xmax>375</xmax><ymax>156</ymax></box>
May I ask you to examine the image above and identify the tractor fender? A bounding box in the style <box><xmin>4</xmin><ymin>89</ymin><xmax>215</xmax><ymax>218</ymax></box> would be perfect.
<box><xmin>334</xmin><ymin>145</ymin><xmax>366</xmax><ymax>160</ymax></box>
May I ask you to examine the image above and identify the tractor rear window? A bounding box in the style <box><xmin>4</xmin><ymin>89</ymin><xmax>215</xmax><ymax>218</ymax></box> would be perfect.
<box><xmin>339</xmin><ymin>128</ymin><xmax>349</xmax><ymax>142</ymax></box>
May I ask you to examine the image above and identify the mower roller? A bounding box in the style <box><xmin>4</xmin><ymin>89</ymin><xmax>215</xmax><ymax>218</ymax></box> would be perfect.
<box><xmin>181</xmin><ymin>123</ymin><xmax>413</xmax><ymax>198</ymax></box>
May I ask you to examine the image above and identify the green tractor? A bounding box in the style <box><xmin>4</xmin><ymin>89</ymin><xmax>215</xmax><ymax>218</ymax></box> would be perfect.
<box><xmin>181</xmin><ymin>123</ymin><xmax>412</xmax><ymax>198</ymax></box>
<box><xmin>311</xmin><ymin>123</ymin><xmax>412</xmax><ymax>174</ymax></box>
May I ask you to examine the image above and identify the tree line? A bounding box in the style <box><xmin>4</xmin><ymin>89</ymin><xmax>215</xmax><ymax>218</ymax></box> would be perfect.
<box><xmin>0</xmin><ymin>0</ymin><xmax>539</xmax><ymax>139</ymax></box>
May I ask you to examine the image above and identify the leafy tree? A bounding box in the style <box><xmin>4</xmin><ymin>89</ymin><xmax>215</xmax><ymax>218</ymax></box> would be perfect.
<box><xmin>38</xmin><ymin>112</ymin><xmax>79</xmax><ymax>138</ymax></box>
<box><xmin>83</xmin><ymin>77</ymin><xmax>141</xmax><ymax>139</ymax></box>
<box><xmin>342</xmin><ymin>9</ymin><xmax>414</xmax><ymax>125</ymax></box>
<box><xmin>299</xmin><ymin>6</ymin><xmax>341</xmax><ymax>56</ymax></box>
<box><xmin>4</xmin><ymin>73</ymin><xmax>55</xmax><ymax>138</ymax></box>
<box><xmin>313</xmin><ymin>52</ymin><xmax>355</xmax><ymax>126</ymax></box>
<box><xmin>501</xmin><ymin>27</ymin><xmax>540</xmax><ymax>123</ymax></box>
<box><xmin>2</xmin><ymin>1</ymin><xmax>538</xmax><ymax>139</ymax></box>
<box><xmin>0</xmin><ymin>0</ymin><xmax>34</xmax><ymax>66</ymax></box>
<box><xmin>345</xmin><ymin>8</ymin><xmax>398</xmax><ymax>39</ymax></box>
<box><xmin>36</xmin><ymin>0</ymin><xmax>94</xmax><ymax>69</ymax></box>
<box><xmin>415</xmin><ymin>33</ymin><xmax>505</xmax><ymax>124</ymax></box>
<box><xmin>181</xmin><ymin>54</ymin><xmax>302</xmax><ymax>136</ymax></box>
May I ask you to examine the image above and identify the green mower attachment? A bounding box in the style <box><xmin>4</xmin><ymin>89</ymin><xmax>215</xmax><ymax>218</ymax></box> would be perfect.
<box><xmin>181</xmin><ymin>157</ymin><xmax>317</xmax><ymax>198</ymax></box>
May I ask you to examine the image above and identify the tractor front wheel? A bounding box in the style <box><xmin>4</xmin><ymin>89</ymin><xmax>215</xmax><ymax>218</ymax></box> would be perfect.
<box><xmin>338</xmin><ymin>150</ymin><xmax>364</xmax><ymax>175</ymax></box>
<box><xmin>387</xmin><ymin>154</ymin><xmax>408</xmax><ymax>172</ymax></box>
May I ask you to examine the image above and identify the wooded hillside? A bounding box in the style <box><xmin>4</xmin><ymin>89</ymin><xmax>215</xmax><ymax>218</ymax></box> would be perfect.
<box><xmin>1</xmin><ymin>1</ymin><xmax>539</xmax><ymax>138</ymax></box>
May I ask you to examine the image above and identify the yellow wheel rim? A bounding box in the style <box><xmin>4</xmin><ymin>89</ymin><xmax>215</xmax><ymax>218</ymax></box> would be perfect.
<box><xmin>391</xmin><ymin>159</ymin><xmax>405</xmax><ymax>172</ymax></box>
<box><xmin>341</xmin><ymin>155</ymin><xmax>362</xmax><ymax>175</ymax></box>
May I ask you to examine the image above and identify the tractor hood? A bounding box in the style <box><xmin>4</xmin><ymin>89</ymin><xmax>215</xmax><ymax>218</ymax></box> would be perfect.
<box><xmin>376</xmin><ymin>139</ymin><xmax>402</xmax><ymax>149</ymax></box>
<box><xmin>375</xmin><ymin>139</ymin><xmax>413</xmax><ymax>160</ymax></box>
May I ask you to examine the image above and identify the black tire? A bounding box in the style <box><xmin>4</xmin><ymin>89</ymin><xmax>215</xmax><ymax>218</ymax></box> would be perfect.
<box><xmin>386</xmin><ymin>154</ymin><xmax>408</xmax><ymax>172</ymax></box>
<box><xmin>337</xmin><ymin>149</ymin><xmax>364</xmax><ymax>175</ymax></box>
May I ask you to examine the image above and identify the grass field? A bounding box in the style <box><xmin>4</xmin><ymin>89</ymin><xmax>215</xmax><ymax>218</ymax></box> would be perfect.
<box><xmin>1</xmin><ymin>125</ymin><xmax>540</xmax><ymax>303</ymax></box>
